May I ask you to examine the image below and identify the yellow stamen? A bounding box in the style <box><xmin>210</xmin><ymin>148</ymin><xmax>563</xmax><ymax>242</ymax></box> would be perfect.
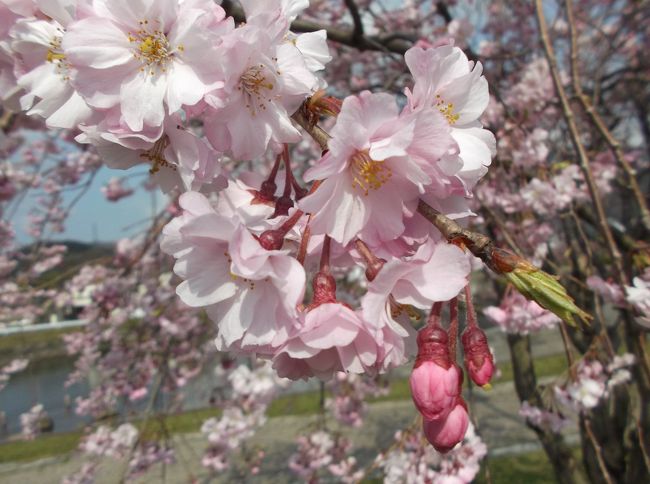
<box><xmin>128</xmin><ymin>20</ymin><xmax>180</xmax><ymax>75</ymax></box>
<box><xmin>350</xmin><ymin>150</ymin><xmax>392</xmax><ymax>195</ymax></box>
<box><xmin>435</xmin><ymin>94</ymin><xmax>460</xmax><ymax>124</ymax></box>
<box><xmin>141</xmin><ymin>136</ymin><xmax>174</xmax><ymax>174</ymax></box>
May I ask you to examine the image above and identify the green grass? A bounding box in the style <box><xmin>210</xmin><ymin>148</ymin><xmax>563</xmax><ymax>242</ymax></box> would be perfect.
<box><xmin>495</xmin><ymin>352</ymin><xmax>568</xmax><ymax>383</ymax></box>
<box><xmin>0</xmin><ymin>432</ymin><xmax>81</xmax><ymax>464</ymax></box>
<box><xmin>477</xmin><ymin>450</ymin><xmax>557</xmax><ymax>484</ymax></box>
<box><xmin>0</xmin><ymin>328</ymin><xmax>79</xmax><ymax>366</ymax></box>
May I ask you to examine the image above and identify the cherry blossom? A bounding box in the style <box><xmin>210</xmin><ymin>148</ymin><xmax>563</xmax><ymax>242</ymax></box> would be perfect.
<box><xmin>161</xmin><ymin>191</ymin><xmax>306</xmax><ymax>355</ymax></box>
<box><xmin>63</xmin><ymin>0</ymin><xmax>231</xmax><ymax>131</ymax></box>
<box><xmin>11</xmin><ymin>10</ymin><xmax>92</xmax><ymax>128</ymax></box>
<box><xmin>404</xmin><ymin>43</ymin><xmax>495</xmax><ymax>189</ymax></box>
<box><xmin>299</xmin><ymin>90</ymin><xmax>455</xmax><ymax>246</ymax></box>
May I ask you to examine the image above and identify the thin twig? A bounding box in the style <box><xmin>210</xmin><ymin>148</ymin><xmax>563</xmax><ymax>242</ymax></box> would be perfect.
<box><xmin>534</xmin><ymin>0</ymin><xmax>626</xmax><ymax>285</ymax></box>
<box><xmin>222</xmin><ymin>1</ymin><xmax>412</xmax><ymax>54</ymax></box>
<box><xmin>344</xmin><ymin>0</ymin><xmax>364</xmax><ymax>41</ymax></box>
<box><xmin>564</xmin><ymin>0</ymin><xmax>650</xmax><ymax>232</ymax></box>
<box><xmin>583</xmin><ymin>416</ymin><xmax>615</xmax><ymax>484</ymax></box>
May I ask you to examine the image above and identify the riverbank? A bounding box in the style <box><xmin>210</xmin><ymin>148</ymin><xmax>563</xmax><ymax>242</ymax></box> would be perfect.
<box><xmin>0</xmin><ymin>374</ymin><xmax>577</xmax><ymax>483</ymax></box>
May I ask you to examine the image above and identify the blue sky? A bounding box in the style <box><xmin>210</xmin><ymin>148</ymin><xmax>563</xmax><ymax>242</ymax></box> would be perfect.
<box><xmin>11</xmin><ymin>163</ymin><xmax>167</xmax><ymax>245</ymax></box>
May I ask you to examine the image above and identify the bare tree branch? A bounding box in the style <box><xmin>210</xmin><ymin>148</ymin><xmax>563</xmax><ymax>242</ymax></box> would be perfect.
<box><xmin>344</xmin><ymin>0</ymin><xmax>364</xmax><ymax>42</ymax></box>
<box><xmin>221</xmin><ymin>0</ymin><xmax>412</xmax><ymax>54</ymax></box>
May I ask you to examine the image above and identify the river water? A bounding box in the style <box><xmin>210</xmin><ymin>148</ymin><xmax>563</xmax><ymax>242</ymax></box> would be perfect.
<box><xmin>0</xmin><ymin>356</ymin><xmax>316</xmax><ymax>441</ymax></box>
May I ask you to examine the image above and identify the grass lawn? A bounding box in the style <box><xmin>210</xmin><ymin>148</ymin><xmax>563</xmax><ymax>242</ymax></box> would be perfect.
<box><xmin>0</xmin><ymin>327</ymin><xmax>79</xmax><ymax>366</ymax></box>
<box><xmin>477</xmin><ymin>450</ymin><xmax>560</xmax><ymax>484</ymax></box>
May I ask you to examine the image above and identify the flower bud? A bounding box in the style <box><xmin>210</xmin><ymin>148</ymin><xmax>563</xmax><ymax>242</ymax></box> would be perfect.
<box><xmin>461</xmin><ymin>326</ymin><xmax>495</xmax><ymax>387</ymax></box>
<box><xmin>258</xmin><ymin>230</ymin><xmax>284</xmax><ymax>250</ymax></box>
<box><xmin>409</xmin><ymin>325</ymin><xmax>460</xmax><ymax>420</ymax></box>
<box><xmin>423</xmin><ymin>397</ymin><xmax>469</xmax><ymax>453</ymax></box>
<box><xmin>310</xmin><ymin>271</ymin><xmax>337</xmax><ymax>307</ymax></box>
<box><xmin>490</xmin><ymin>247</ymin><xmax>591</xmax><ymax>327</ymax></box>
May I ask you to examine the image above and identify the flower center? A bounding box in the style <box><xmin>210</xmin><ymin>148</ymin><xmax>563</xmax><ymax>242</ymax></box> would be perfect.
<box><xmin>349</xmin><ymin>150</ymin><xmax>392</xmax><ymax>196</ymax></box>
<box><xmin>46</xmin><ymin>36</ymin><xmax>70</xmax><ymax>81</ymax></box>
<box><xmin>224</xmin><ymin>251</ymin><xmax>256</xmax><ymax>290</ymax></box>
<box><xmin>141</xmin><ymin>136</ymin><xmax>176</xmax><ymax>174</ymax></box>
<box><xmin>389</xmin><ymin>296</ymin><xmax>421</xmax><ymax>321</ymax></box>
<box><xmin>238</xmin><ymin>64</ymin><xmax>276</xmax><ymax>116</ymax></box>
<box><xmin>435</xmin><ymin>94</ymin><xmax>459</xmax><ymax>124</ymax></box>
<box><xmin>128</xmin><ymin>20</ymin><xmax>183</xmax><ymax>75</ymax></box>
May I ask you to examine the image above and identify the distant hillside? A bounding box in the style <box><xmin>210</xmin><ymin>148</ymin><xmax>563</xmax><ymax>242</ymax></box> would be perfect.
<box><xmin>17</xmin><ymin>240</ymin><xmax>115</xmax><ymax>287</ymax></box>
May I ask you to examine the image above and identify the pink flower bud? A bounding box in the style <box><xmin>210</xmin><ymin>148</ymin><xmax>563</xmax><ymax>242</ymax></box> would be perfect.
<box><xmin>409</xmin><ymin>326</ymin><xmax>461</xmax><ymax>420</ymax></box>
<box><xmin>309</xmin><ymin>271</ymin><xmax>337</xmax><ymax>307</ymax></box>
<box><xmin>461</xmin><ymin>326</ymin><xmax>495</xmax><ymax>387</ymax></box>
<box><xmin>258</xmin><ymin>229</ymin><xmax>285</xmax><ymax>250</ymax></box>
<box><xmin>423</xmin><ymin>398</ymin><xmax>470</xmax><ymax>453</ymax></box>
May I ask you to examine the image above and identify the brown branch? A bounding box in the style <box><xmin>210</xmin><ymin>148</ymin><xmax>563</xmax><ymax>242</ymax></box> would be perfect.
<box><xmin>534</xmin><ymin>0</ymin><xmax>627</xmax><ymax>286</ymax></box>
<box><xmin>221</xmin><ymin>1</ymin><xmax>412</xmax><ymax>54</ymax></box>
<box><xmin>565</xmin><ymin>0</ymin><xmax>650</xmax><ymax>233</ymax></box>
<box><xmin>344</xmin><ymin>0</ymin><xmax>364</xmax><ymax>42</ymax></box>
<box><xmin>0</xmin><ymin>109</ymin><xmax>15</xmax><ymax>134</ymax></box>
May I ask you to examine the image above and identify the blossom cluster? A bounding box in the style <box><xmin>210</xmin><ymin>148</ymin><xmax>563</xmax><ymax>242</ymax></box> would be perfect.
<box><xmin>554</xmin><ymin>354</ymin><xmax>635</xmax><ymax>412</ymax></box>
<box><xmin>519</xmin><ymin>401</ymin><xmax>570</xmax><ymax>434</ymax></box>
<box><xmin>288</xmin><ymin>431</ymin><xmax>363</xmax><ymax>483</ymax></box>
<box><xmin>377</xmin><ymin>423</ymin><xmax>487</xmax><ymax>483</ymax></box>
<box><xmin>326</xmin><ymin>371</ymin><xmax>389</xmax><ymax>427</ymax></box>
<box><xmin>19</xmin><ymin>403</ymin><xmax>49</xmax><ymax>440</ymax></box>
<box><xmin>201</xmin><ymin>361</ymin><xmax>287</xmax><ymax>474</ymax></box>
<box><xmin>483</xmin><ymin>290</ymin><xmax>560</xmax><ymax>334</ymax></box>
<box><xmin>0</xmin><ymin>0</ymin><xmax>498</xmax><ymax>468</ymax></box>
<box><xmin>0</xmin><ymin>357</ymin><xmax>28</xmax><ymax>392</ymax></box>
<box><xmin>1</xmin><ymin>0</ymin><xmax>495</xmax><ymax>384</ymax></box>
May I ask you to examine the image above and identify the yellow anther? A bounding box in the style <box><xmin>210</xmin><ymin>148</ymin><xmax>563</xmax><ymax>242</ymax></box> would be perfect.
<box><xmin>349</xmin><ymin>150</ymin><xmax>392</xmax><ymax>195</ymax></box>
<box><xmin>435</xmin><ymin>94</ymin><xmax>460</xmax><ymax>124</ymax></box>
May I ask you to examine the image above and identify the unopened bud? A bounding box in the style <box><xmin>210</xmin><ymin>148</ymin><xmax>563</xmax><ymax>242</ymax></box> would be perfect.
<box><xmin>258</xmin><ymin>230</ymin><xmax>284</xmax><ymax>250</ymax></box>
<box><xmin>410</xmin><ymin>325</ymin><xmax>461</xmax><ymax>420</ymax></box>
<box><xmin>461</xmin><ymin>326</ymin><xmax>494</xmax><ymax>387</ymax></box>
<box><xmin>490</xmin><ymin>247</ymin><xmax>591</xmax><ymax>327</ymax></box>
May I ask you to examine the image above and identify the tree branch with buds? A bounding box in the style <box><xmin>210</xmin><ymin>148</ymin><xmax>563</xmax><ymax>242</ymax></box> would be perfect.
<box><xmin>292</xmin><ymin>105</ymin><xmax>591</xmax><ymax>327</ymax></box>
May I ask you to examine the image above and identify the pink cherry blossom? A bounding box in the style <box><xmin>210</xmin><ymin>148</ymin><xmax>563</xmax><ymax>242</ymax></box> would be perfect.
<box><xmin>63</xmin><ymin>0</ymin><xmax>231</xmax><ymax>131</ymax></box>
<box><xmin>11</xmin><ymin>13</ymin><xmax>92</xmax><ymax>128</ymax></box>
<box><xmin>299</xmin><ymin>90</ymin><xmax>455</xmax><ymax>246</ymax></box>
<box><xmin>363</xmin><ymin>240</ymin><xmax>471</xmax><ymax>314</ymax></box>
<box><xmin>272</xmin><ymin>302</ymin><xmax>383</xmax><ymax>380</ymax></box>
<box><xmin>101</xmin><ymin>177</ymin><xmax>133</xmax><ymax>201</ymax></box>
<box><xmin>203</xmin><ymin>20</ymin><xmax>322</xmax><ymax>159</ymax></box>
<box><xmin>161</xmin><ymin>191</ymin><xmax>305</xmax><ymax>355</ymax></box>
<box><xmin>79</xmin><ymin>113</ymin><xmax>225</xmax><ymax>193</ymax></box>
<box><xmin>404</xmin><ymin>44</ymin><xmax>495</xmax><ymax>190</ymax></box>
